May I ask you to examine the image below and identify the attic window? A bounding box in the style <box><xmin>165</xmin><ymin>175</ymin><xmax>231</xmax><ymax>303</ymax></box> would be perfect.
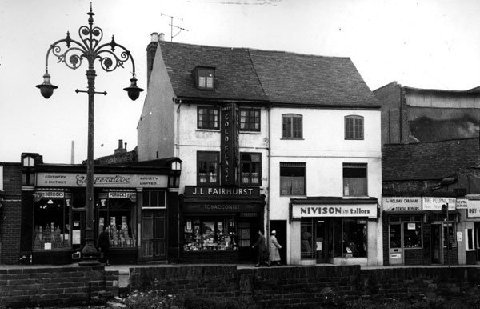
<box><xmin>196</xmin><ymin>67</ymin><xmax>215</xmax><ymax>90</ymax></box>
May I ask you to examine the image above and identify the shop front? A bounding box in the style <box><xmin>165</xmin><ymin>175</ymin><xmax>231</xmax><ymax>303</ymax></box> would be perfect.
<box><xmin>290</xmin><ymin>197</ymin><xmax>380</xmax><ymax>266</ymax></box>
<box><xmin>461</xmin><ymin>197</ymin><xmax>480</xmax><ymax>265</ymax></box>
<box><xmin>22</xmin><ymin>164</ymin><xmax>176</xmax><ymax>265</ymax></box>
<box><xmin>383</xmin><ymin>197</ymin><xmax>458</xmax><ymax>266</ymax></box>
<box><xmin>179</xmin><ymin>186</ymin><xmax>265</xmax><ymax>264</ymax></box>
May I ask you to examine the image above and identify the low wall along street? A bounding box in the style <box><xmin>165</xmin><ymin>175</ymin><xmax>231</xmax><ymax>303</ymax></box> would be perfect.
<box><xmin>2</xmin><ymin>265</ymin><xmax>480</xmax><ymax>307</ymax></box>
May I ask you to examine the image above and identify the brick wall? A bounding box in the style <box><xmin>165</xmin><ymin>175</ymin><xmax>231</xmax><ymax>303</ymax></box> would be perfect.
<box><xmin>129</xmin><ymin>265</ymin><xmax>480</xmax><ymax>307</ymax></box>
<box><xmin>373</xmin><ymin>82</ymin><xmax>402</xmax><ymax>145</ymax></box>
<box><xmin>0</xmin><ymin>266</ymin><xmax>118</xmax><ymax>308</ymax></box>
<box><xmin>0</xmin><ymin>164</ymin><xmax>22</xmax><ymax>264</ymax></box>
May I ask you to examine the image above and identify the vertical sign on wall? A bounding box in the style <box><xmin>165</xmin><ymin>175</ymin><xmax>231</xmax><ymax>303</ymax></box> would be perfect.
<box><xmin>221</xmin><ymin>103</ymin><xmax>239</xmax><ymax>186</ymax></box>
<box><xmin>0</xmin><ymin>166</ymin><xmax>3</xmax><ymax>191</ymax></box>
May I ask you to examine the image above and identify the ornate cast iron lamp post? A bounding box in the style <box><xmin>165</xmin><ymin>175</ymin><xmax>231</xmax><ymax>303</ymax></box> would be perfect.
<box><xmin>37</xmin><ymin>4</ymin><xmax>143</xmax><ymax>264</ymax></box>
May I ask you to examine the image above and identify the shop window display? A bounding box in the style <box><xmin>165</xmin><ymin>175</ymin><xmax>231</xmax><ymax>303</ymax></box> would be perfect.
<box><xmin>404</xmin><ymin>222</ymin><xmax>422</xmax><ymax>248</ymax></box>
<box><xmin>33</xmin><ymin>198</ymin><xmax>71</xmax><ymax>251</ymax></box>
<box><xmin>98</xmin><ymin>197</ymin><xmax>136</xmax><ymax>248</ymax></box>
<box><xmin>183</xmin><ymin>217</ymin><xmax>237</xmax><ymax>251</ymax></box>
<box><xmin>300</xmin><ymin>218</ymin><xmax>367</xmax><ymax>259</ymax></box>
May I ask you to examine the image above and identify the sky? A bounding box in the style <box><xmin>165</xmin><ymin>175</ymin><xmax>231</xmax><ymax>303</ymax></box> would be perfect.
<box><xmin>2</xmin><ymin>0</ymin><xmax>480</xmax><ymax>164</ymax></box>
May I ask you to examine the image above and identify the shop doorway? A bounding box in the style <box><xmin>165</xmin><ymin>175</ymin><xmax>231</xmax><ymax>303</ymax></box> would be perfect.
<box><xmin>141</xmin><ymin>210</ymin><xmax>166</xmax><ymax>261</ymax></box>
<box><xmin>431</xmin><ymin>223</ymin><xmax>442</xmax><ymax>264</ymax></box>
<box><xmin>315</xmin><ymin>220</ymin><xmax>330</xmax><ymax>263</ymax></box>
<box><xmin>476</xmin><ymin>223</ymin><xmax>480</xmax><ymax>263</ymax></box>
<box><xmin>270</xmin><ymin>220</ymin><xmax>287</xmax><ymax>265</ymax></box>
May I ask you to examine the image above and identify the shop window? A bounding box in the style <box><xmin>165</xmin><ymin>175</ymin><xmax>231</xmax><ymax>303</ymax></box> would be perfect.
<box><xmin>345</xmin><ymin>115</ymin><xmax>364</xmax><ymax>140</ymax></box>
<box><xmin>337</xmin><ymin>218</ymin><xmax>367</xmax><ymax>258</ymax></box>
<box><xmin>389</xmin><ymin>224</ymin><xmax>401</xmax><ymax>249</ymax></box>
<box><xmin>343</xmin><ymin>163</ymin><xmax>367</xmax><ymax>197</ymax></box>
<box><xmin>466</xmin><ymin>228</ymin><xmax>474</xmax><ymax>251</ymax></box>
<box><xmin>195</xmin><ymin>67</ymin><xmax>215</xmax><ymax>90</ymax></box>
<box><xmin>98</xmin><ymin>196</ymin><xmax>136</xmax><ymax>248</ymax></box>
<box><xmin>237</xmin><ymin>222</ymin><xmax>251</xmax><ymax>247</ymax></box>
<box><xmin>301</xmin><ymin>220</ymin><xmax>315</xmax><ymax>259</ymax></box>
<box><xmin>280</xmin><ymin>162</ymin><xmax>306</xmax><ymax>196</ymax></box>
<box><xmin>198</xmin><ymin>106</ymin><xmax>219</xmax><ymax>130</ymax></box>
<box><xmin>240</xmin><ymin>108</ymin><xmax>260</xmax><ymax>131</ymax></box>
<box><xmin>403</xmin><ymin>221</ymin><xmax>422</xmax><ymax>248</ymax></box>
<box><xmin>197</xmin><ymin>151</ymin><xmax>219</xmax><ymax>185</ymax></box>
<box><xmin>142</xmin><ymin>190</ymin><xmax>166</xmax><ymax>209</ymax></box>
<box><xmin>33</xmin><ymin>198</ymin><xmax>71</xmax><ymax>251</ymax></box>
<box><xmin>282</xmin><ymin>114</ymin><xmax>302</xmax><ymax>139</ymax></box>
<box><xmin>240</xmin><ymin>153</ymin><xmax>261</xmax><ymax>186</ymax></box>
<box><xmin>183</xmin><ymin>217</ymin><xmax>237</xmax><ymax>251</ymax></box>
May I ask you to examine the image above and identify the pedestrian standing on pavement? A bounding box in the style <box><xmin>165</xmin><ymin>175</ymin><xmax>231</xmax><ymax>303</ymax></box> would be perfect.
<box><xmin>269</xmin><ymin>230</ymin><xmax>282</xmax><ymax>266</ymax></box>
<box><xmin>97</xmin><ymin>226</ymin><xmax>111</xmax><ymax>265</ymax></box>
<box><xmin>252</xmin><ymin>229</ymin><xmax>269</xmax><ymax>267</ymax></box>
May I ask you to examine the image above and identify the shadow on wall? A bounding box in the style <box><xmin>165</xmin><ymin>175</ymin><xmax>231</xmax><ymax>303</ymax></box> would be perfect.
<box><xmin>410</xmin><ymin>116</ymin><xmax>480</xmax><ymax>142</ymax></box>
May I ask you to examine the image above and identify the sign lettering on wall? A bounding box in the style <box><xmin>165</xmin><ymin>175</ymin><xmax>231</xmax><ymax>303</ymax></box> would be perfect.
<box><xmin>221</xmin><ymin>103</ymin><xmax>239</xmax><ymax>186</ymax></box>
<box><xmin>184</xmin><ymin>186</ymin><xmax>260</xmax><ymax>197</ymax></box>
<box><xmin>37</xmin><ymin>173</ymin><xmax>167</xmax><ymax>188</ymax></box>
<box><xmin>382</xmin><ymin>197</ymin><xmax>421</xmax><ymax>211</ymax></box>
<box><xmin>292</xmin><ymin>204</ymin><xmax>377</xmax><ymax>219</ymax></box>
<box><xmin>422</xmin><ymin>197</ymin><xmax>456</xmax><ymax>211</ymax></box>
<box><xmin>467</xmin><ymin>200</ymin><xmax>480</xmax><ymax>218</ymax></box>
<box><xmin>456</xmin><ymin>198</ymin><xmax>468</xmax><ymax>209</ymax></box>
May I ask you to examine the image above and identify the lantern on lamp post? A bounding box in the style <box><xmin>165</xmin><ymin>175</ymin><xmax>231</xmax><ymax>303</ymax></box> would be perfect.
<box><xmin>36</xmin><ymin>3</ymin><xmax>143</xmax><ymax>265</ymax></box>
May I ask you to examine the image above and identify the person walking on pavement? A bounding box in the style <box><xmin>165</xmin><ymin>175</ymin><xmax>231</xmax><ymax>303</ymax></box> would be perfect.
<box><xmin>97</xmin><ymin>226</ymin><xmax>111</xmax><ymax>265</ymax></box>
<box><xmin>252</xmin><ymin>229</ymin><xmax>269</xmax><ymax>267</ymax></box>
<box><xmin>269</xmin><ymin>230</ymin><xmax>282</xmax><ymax>266</ymax></box>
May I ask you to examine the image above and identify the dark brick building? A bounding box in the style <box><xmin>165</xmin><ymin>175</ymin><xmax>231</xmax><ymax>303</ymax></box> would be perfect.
<box><xmin>0</xmin><ymin>162</ymin><xmax>22</xmax><ymax>264</ymax></box>
<box><xmin>382</xmin><ymin>138</ymin><xmax>480</xmax><ymax>266</ymax></box>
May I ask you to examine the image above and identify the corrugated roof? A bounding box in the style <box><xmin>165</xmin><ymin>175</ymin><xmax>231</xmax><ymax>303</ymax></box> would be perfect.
<box><xmin>158</xmin><ymin>41</ymin><xmax>378</xmax><ymax>107</ymax></box>
<box><xmin>383</xmin><ymin>138</ymin><xmax>480</xmax><ymax>181</ymax></box>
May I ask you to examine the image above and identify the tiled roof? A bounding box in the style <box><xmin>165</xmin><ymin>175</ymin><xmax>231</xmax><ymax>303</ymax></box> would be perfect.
<box><xmin>159</xmin><ymin>42</ymin><xmax>268</xmax><ymax>102</ymax></box>
<box><xmin>249</xmin><ymin>50</ymin><xmax>377</xmax><ymax>106</ymax></box>
<box><xmin>158</xmin><ymin>42</ymin><xmax>377</xmax><ymax>107</ymax></box>
<box><xmin>383</xmin><ymin>138</ymin><xmax>480</xmax><ymax>181</ymax></box>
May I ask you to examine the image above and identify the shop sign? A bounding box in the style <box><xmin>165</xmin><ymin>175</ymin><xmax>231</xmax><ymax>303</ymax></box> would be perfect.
<box><xmin>467</xmin><ymin>200</ymin><xmax>480</xmax><ymax>218</ymax></box>
<box><xmin>37</xmin><ymin>173</ymin><xmax>167</xmax><ymax>188</ymax></box>
<box><xmin>221</xmin><ymin>103</ymin><xmax>239</xmax><ymax>186</ymax></box>
<box><xmin>108</xmin><ymin>191</ymin><xmax>136</xmax><ymax>200</ymax></box>
<box><xmin>183</xmin><ymin>203</ymin><xmax>262</xmax><ymax>213</ymax></box>
<box><xmin>292</xmin><ymin>205</ymin><xmax>377</xmax><ymax>219</ymax></box>
<box><xmin>382</xmin><ymin>197</ymin><xmax>421</xmax><ymax>211</ymax></box>
<box><xmin>456</xmin><ymin>198</ymin><xmax>468</xmax><ymax>210</ymax></box>
<box><xmin>184</xmin><ymin>186</ymin><xmax>260</xmax><ymax>197</ymax></box>
<box><xmin>33</xmin><ymin>190</ymin><xmax>64</xmax><ymax>201</ymax></box>
<box><xmin>422</xmin><ymin>197</ymin><xmax>456</xmax><ymax>211</ymax></box>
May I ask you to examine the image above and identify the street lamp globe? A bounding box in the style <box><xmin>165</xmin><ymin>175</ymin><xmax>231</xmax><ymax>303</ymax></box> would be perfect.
<box><xmin>123</xmin><ymin>77</ymin><xmax>143</xmax><ymax>101</ymax></box>
<box><xmin>36</xmin><ymin>73</ymin><xmax>58</xmax><ymax>99</ymax></box>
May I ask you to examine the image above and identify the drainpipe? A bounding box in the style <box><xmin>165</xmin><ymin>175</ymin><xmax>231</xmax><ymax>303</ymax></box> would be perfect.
<box><xmin>266</xmin><ymin>106</ymin><xmax>271</xmax><ymax>246</ymax></box>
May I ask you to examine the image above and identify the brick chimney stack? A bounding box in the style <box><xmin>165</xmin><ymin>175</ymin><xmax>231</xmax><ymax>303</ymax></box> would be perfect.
<box><xmin>146</xmin><ymin>32</ymin><xmax>164</xmax><ymax>87</ymax></box>
<box><xmin>114</xmin><ymin>139</ymin><xmax>126</xmax><ymax>155</ymax></box>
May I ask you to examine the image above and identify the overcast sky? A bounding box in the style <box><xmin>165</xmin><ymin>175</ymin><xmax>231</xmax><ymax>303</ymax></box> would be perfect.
<box><xmin>1</xmin><ymin>0</ymin><xmax>480</xmax><ymax>164</ymax></box>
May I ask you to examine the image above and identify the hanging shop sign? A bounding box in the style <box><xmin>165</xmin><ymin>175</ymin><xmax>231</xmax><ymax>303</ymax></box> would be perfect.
<box><xmin>382</xmin><ymin>197</ymin><xmax>422</xmax><ymax>211</ymax></box>
<box><xmin>221</xmin><ymin>103</ymin><xmax>239</xmax><ymax>186</ymax></box>
<box><xmin>292</xmin><ymin>204</ymin><xmax>377</xmax><ymax>219</ymax></box>
<box><xmin>33</xmin><ymin>190</ymin><xmax>64</xmax><ymax>202</ymax></box>
<box><xmin>184</xmin><ymin>186</ymin><xmax>260</xmax><ymax>197</ymax></box>
<box><xmin>456</xmin><ymin>198</ymin><xmax>468</xmax><ymax>210</ymax></box>
<box><xmin>37</xmin><ymin>173</ymin><xmax>167</xmax><ymax>188</ymax></box>
<box><xmin>422</xmin><ymin>197</ymin><xmax>456</xmax><ymax>211</ymax></box>
<box><xmin>467</xmin><ymin>200</ymin><xmax>480</xmax><ymax>218</ymax></box>
<box><xmin>108</xmin><ymin>191</ymin><xmax>137</xmax><ymax>201</ymax></box>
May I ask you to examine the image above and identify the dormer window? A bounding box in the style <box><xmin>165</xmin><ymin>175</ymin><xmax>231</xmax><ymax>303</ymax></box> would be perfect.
<box><xmin>195</xmin><ymin>67</ymin><xmax>215</xmax><ymax>90</ymax></box>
